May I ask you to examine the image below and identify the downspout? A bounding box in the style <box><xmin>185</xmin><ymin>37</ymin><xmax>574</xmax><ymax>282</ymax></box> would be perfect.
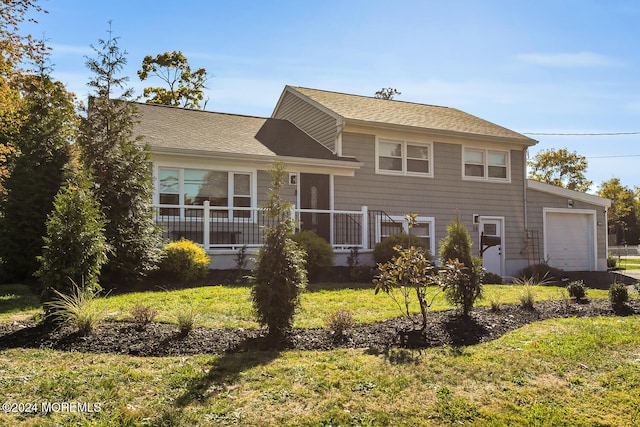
<box><xmin>523</xmin><ymin>147</ymin><xmax>528</xmax><ymax>230</ymax></box>
<box><xmin>522</xmin><ymin>147</ymin><xmax>529</xmax><ymax>254</ymax></box>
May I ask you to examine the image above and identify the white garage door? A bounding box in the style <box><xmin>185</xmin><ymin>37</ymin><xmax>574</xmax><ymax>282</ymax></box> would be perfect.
<box><xmin>545</xmin><ymin>211</ymin><xmax>595</xmax><ymax>271</ymax></box>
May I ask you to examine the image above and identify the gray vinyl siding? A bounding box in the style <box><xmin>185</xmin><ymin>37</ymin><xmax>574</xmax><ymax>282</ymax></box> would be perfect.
<box><xmin>257</xmin><ymin>169</ymin><xmax>296</xmax><ymax>205</ymax></box>
<box><xmin>334</xmin><ymin>132</ymin><xmax>529</xmax><ymax>265</ymax></box>
<box><xmin>273</xmin><ymin>91</ymin><xmax>337</xmax><ymax>152</ymax></box>
<box><xmin>526</xmin><ymin>188</ymin><xmax>608</xmax><ymax>261</ymax></box>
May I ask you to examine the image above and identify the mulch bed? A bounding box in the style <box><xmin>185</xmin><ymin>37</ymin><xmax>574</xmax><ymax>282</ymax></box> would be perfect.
<box><xmin>1</xmin><ymin>298</ymin><xmax>638</xmax><ymax>357</ymax></box>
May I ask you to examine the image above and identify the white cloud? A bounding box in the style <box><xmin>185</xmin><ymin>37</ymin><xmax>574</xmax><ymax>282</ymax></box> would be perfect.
<box><xmin>516</xmin><ymin>51</ymin><xmax>622</xmax><ymax>68</ymax></box>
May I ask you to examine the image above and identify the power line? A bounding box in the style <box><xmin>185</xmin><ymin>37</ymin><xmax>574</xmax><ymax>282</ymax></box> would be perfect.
<box><xmin>523</xmin><ymin>131</ymin><xmax>640</xmax><ymax>136</ymax></box>
<box><xmin>586</xmin><ymin>154</ymin><xmax>640</xmax><ymax>159</ymax></box>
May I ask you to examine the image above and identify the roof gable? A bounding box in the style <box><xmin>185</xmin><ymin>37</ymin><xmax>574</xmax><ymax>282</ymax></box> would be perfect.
<box><xmin>285</xmin><ymin>86</ymin><xmax>536</xmax><ymax>145</ymax></box>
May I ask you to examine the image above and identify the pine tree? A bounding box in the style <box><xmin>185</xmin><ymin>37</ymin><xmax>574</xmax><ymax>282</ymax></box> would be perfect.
<box><xmin>0</xmin><ymin>67</ymin><xmax>73</xmax><ymax>283</ymax></box>
<box><xmin>250</xmin><ymin>163</ymin><xmax>307</xmax><ymax>338</ymax></box>
<box><xmin>37</xmin><ymin>170</ymin><xmax>109</xmax><ymax>303</ymax></box>
<box><xmin>79</xmin><ymin>25</ymin><xmax>161</xmax><ymax>286</ymax></box>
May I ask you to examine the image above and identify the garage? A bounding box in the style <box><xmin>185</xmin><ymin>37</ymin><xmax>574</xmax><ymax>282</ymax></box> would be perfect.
<box><xmin>544</xmin><ymin>209</ymin><xmax>596</xmax><ymax>271</ymax></box>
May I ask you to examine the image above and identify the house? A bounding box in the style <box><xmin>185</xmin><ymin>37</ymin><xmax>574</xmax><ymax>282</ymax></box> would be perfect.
<box><xmin>134</xmin><ymin>86</ymin><xmax>611</xmax><ymax>276</ymax></box>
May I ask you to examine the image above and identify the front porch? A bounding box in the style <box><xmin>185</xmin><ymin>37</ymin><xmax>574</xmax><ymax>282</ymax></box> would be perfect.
<box><xmin>153</xmin><ymin>202</ymin><xmax>402</xmax><ymax>268</ymax></box>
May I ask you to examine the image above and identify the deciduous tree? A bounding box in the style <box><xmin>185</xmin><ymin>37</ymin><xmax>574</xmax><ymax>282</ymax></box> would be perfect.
<box><xmin>598</xmin><ymin>178</ymin><xmax>639</xmax><ymax>245</ymax></box>
<box><xmin>0</xmin><ymin>0</ymin><xmax>49</xmax><ymax>196</ymax></box>
<box><xmin>0</xmin><ymin>66</ymin><xmax>74</xmax><ymax>283</ymax></box>
<box><xmin>374</xmin><ymin>87</ymin><xmax>401</xmax><ymax>100</ymax></box>
<box><xmin>528</xmin><ymin>148</ymin><xmax>592</xmax><ymax>192</ymax></box>
<box><xmin>138</xmin><ymin>51</ymin><xmax>209</xmax><ymax>109</ymax></box>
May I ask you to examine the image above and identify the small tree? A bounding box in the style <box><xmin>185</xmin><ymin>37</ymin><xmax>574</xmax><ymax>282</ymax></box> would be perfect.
<box><xmin>37</xmin><ymin>176</ymin><xmax>109</xmax><ymax>303</ymax></box>
<box><xmin>374</xmin><ymin>214</ymin><xmax>439</xmax><ymax>330</ymax></box>
<box><xmin>249</xmin><ymin>163</ymin><xmax>307</xmax><ymax>338</ymax></box>
<box><xmin>439</xmin><ymin>215</ymin><xmax>484</xmax><ymax>316</ymax></box>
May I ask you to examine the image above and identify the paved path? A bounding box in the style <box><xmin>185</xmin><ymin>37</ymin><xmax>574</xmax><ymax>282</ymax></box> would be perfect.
<box><xmin>618</xmin><ymin>269</ymin><xmax>640</xmax><ymax>281</ymax></box>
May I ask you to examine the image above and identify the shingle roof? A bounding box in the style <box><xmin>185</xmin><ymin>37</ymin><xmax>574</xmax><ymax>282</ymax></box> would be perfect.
<box><xmin>133</xmin><ymin>102</ymin><xmax>356</xmax><ymax>162</ymax></box>
<box><xmin>134</xmin><ymin>103</ymin><xmax>275</xmax><ymax>156</ymax></box>
<box><xmin>288</xmin><ymin>86</ymin><xmax>536</xmax><ymax>144</ymax></box>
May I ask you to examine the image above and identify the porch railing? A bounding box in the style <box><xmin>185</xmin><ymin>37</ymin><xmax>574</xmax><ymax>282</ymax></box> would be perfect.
<box><xmin>152</xmin><ymin>201</ymin><xmax>370</xmax><ymax>251</ymax></box>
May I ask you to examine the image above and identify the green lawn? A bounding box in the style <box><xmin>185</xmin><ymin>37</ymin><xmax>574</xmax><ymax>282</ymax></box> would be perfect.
<box><xmin>1</xmin><ymin>282</ymin><xmax>611</xmax><ymax>328</ymax></box>
<box><xmin>618</xmin><ymin>256</ymin><xmax>640</xmax><ymax>270</ymax></box>
<box><xmin>0</xmin><ymin>283</ymin><xmax>638</xmax><ymax>426</ymax></box>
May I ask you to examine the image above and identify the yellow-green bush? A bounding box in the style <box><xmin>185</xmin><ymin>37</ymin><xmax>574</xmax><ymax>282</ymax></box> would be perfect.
<box><xmin>160</xmin><ymin>239</ymin><xmax>210</xmax><ymax>282</ymax></box>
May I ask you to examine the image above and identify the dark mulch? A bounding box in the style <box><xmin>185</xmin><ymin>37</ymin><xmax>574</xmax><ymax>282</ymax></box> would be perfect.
<box><xmin>1</xmin><ymin>298</ymin><xmax>638</xmax><ymax>357</ymax></box>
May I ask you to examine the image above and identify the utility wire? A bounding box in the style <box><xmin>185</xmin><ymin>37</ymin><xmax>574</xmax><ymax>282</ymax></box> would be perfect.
<box><xmin>523</xmin><ymin>131</ymin><xmax>640</xmax><ymax>136</ymax></box>
<box><xmin>586</xmin><ymin>154</ymin><xmax>640</xmax><ymax>159</ymax></box>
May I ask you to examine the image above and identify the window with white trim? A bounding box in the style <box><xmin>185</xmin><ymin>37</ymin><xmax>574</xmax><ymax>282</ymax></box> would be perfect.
<box><xmin>463</xmin><ymin>148</ymin><xmax>509</xmax><ymax>181</ymax></box>
<box><xmin>377</xmin><ymin>139</ymin><xmax>432</xmax><ymax>176</ymax></box>
<box><xmin>158</xmin><ymin>167</ymin><xmax>253</xmax><ymax>219</ymax></box>
<box><xmin>378</xmin><ymin>215</ymin><xmax>435</xmax><ymax>255</ymax></box>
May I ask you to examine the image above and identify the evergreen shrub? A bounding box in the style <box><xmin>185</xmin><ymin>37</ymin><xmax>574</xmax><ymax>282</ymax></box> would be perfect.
<box><xmin>160</xmin><ymin>239</ymin><xmax>210</xmax><ymax>283</ymax></box>
<box><xmin>374</xmin><ymin>233</ymin><xmax>429</xmax><ymax>264</ymax></box>
<box><xmin>291</xmin><ymin>230</ymin><xmax>334</xmax><ymax>279</ymax></box>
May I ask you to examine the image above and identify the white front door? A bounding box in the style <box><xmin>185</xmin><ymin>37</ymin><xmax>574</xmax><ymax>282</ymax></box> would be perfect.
<box><xmin>479</xmin><ymin>217</ymin><xmax>504</xmax><ymax>276</ymax></box>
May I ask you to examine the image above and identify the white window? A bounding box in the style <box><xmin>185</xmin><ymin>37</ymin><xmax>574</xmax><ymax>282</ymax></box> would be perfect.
<box><xmin>158</xmin><ymin>167</ymin><xmax>253</xmax><ymax>219</ymax></box>
<box><xmin>377</xmin><ymin>215</ymin><xmax>435</xmax><ymax>256</ymax></box>
<box><xmin>463</xmin><ymin>147</ymin><xmax>509</xmax><ymax>181</ymax></box>
<box><xmin>377</xmin><ymin>139</ymin><xmax>432</xmax><ymax>176</ymax></box>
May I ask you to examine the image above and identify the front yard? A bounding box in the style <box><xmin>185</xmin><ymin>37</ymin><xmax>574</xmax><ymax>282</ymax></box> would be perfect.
<box><xmin>0</xmin><ymin>283</ymin><xmax>639</xmax><ymax>426</ymax></box>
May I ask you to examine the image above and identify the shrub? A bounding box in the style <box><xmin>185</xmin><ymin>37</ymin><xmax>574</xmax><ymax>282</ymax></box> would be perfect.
<box><xmin>325</xmin><ymin>309</ymin><xmax>355</xmax><ymax>337</ymax></box>
<box><xmin>439</xmin><ymin>257</ymin><xmax>485</xmax><ymax>316</ymax></box>
<box><xmin>38</xmin><ymin>183</ymin><xmax>109</xmax><ymax>303</ymax></box>
<box><xmin>351</xmin><ymin>265</ymin><xmax>375</xmax><ymax>283</ymax></box>
<box><xmin>438</xmin><ymin>215</ymin><xmax>484</xmax><ymax>316</ymax></box>
<box><xmin>250</xmin><ymin>163</ymin><xmax>307</xmax><ymax>338</ymax></box>
<box><xmin>347</xmin><ymin>247</ymin><xmax>374</xmax><ymax>283</ymax></box>
<box><xmin>518</xmin><ymin>263</ymin><xmax>562</xmax><ymax>282</ymax></box>
<box><xmin>160</xmin><ymin>239</ymin><xmax>210</xmax><ymax>283</ymax></box>
<box><xmin>130</xmin><ymin>303</ymin><xmax>158</xmax><ymax>327</ymax></box>
<box><xmin>607</xmin><ymin>255</ymin><xmax>617</xmax><ymax>269</ymax></box>
<box><xmin>373</xmin><ymin>233</ymin><xmax>429</xmax><ymax>264</ymax></box>
<box><xmin>291</xmin><ymin>230</ymin><xmax>334</xmax><ymax>280</ymax></box>
<box><xmin>45</xmin><ymin>284</ymin><xmax>104</xmax><ymax>335</ymax></box>
<box><xmin>609</xmin><ymin>282</ymin><xmax>629</xmax><ymax>309</ymax></box>
<box><xmin>234</xmin><ymin>245</ymin><xmax>249</xmax><ymax>284</ymax></box>
<box><xmin>483</xmin><ymin>272</ymin><xmax>503</xmax><ymax>284</ymax></box>
<box><xmin>566</xmin><ymin>280</ymin><xmax>587</xmax><ymax>301</ymax></box>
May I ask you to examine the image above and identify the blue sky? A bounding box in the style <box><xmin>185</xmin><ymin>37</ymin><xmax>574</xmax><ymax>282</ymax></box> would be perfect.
<box><xmin>22</xmin><ymin>0</ymin><xmax>640</xmax><ymax>191</ymax></box>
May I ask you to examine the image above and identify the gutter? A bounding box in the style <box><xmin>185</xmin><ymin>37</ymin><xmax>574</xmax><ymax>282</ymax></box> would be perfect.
<box><xmin>150</xmin><ymin>147</ymin><xmax>363</xmax><ymax>172</ymax></box>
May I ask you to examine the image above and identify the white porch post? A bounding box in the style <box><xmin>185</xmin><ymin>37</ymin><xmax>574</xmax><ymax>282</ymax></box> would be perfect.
<box><xmin>361</xmin><ymin>205</ymin><xmax>369</xmax><ymax>249</ymax></box>
<box><xmin>203</xmin><ymin>200</ymin><xmax>210</xmax><ymax>249</ymax></box>
<box><xmin>290</xmin><ymin>204</ymin><xmax>297</xmax><ymax>230</ymax></box>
